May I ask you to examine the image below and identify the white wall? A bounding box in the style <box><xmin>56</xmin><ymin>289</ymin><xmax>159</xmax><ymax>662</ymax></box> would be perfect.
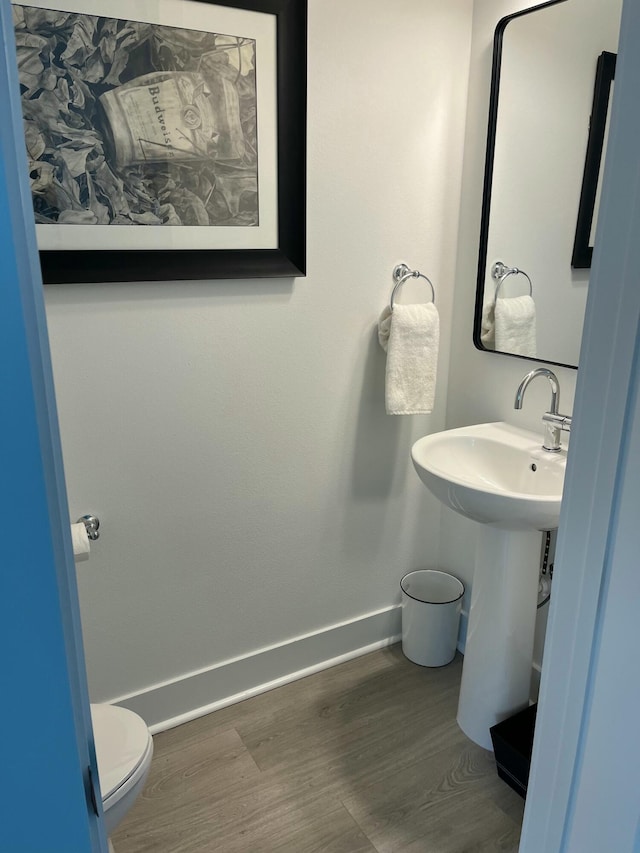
<box><xmin>43</xmin><ymin>0</ymin><xmax>473</xmax><ymax>726</ymax></box>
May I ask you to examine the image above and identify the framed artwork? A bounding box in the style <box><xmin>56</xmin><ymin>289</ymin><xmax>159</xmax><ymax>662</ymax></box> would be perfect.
<box><xmin>572</xmin><ymin>50</ymin><xmax>616</xmax><ymax>270</ymax></box>
<box><xmin>12</xmin><ymin>0</ymin><xmax>307</xmax><ymax>282</ymax></box>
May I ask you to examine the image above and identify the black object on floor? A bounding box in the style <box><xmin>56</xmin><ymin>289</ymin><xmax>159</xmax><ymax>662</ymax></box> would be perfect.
<box><xmin>490</xmin><ymin>703</ymin><xmax>537</xmax><ymax>799</ymax></box>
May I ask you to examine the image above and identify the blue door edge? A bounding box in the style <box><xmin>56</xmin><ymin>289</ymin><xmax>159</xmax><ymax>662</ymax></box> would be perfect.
<box><xmin>1</xmin><ymin>0</ymin><xmax>107</xmax><ymax>848</ymax></box>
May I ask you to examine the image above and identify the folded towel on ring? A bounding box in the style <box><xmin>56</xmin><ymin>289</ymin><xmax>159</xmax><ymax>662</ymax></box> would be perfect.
<box><xmin>480</xmin><ymin>300</ymin><xmax>496</xmax><ymax>348</ymax></box>
<box><xmin>495</xmin><ymin>295</ymin><xmax>536</xmax><ymax>357</ymax></box>
<box><xmin>377</xmin><ymin>303</ymin><xmax>439</xmax><ymax>414</ymax></box>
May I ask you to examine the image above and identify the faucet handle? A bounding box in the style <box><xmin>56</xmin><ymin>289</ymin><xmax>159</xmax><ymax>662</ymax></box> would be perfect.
<box><xmin>542</xmin><ymin>412</ymin><xmax>572</xmax><ymax>431</ymax></box>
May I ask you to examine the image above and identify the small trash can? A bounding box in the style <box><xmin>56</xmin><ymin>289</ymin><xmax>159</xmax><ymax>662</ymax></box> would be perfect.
<box><xmin>400</xmin><ymin>569</ymin><xmax>464</xmax><ymax>667</ymax></box>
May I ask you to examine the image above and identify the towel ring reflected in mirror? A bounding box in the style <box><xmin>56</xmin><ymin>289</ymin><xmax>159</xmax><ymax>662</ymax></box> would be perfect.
<box><xmin>390</xmin><ymin>263</ymin><xmax>436</xmax><ymax>311</ymax></box>
<box><xmin>491</xmin><ymin>261</ymin><xmax>533</xmax><ymax>299</ymax></box>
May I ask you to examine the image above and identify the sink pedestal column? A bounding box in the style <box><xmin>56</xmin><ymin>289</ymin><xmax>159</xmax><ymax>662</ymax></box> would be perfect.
<box><xmin>456</xmin><ymin>526</ymin><xmax>542</xmax><ymax>751</ymax></box>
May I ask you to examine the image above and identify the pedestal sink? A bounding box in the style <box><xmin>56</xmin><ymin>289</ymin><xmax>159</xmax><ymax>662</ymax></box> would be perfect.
<box><xmin>411</xmin><ymin>421</ymin><xmax>566</xmax><ymax>750</ymax></box>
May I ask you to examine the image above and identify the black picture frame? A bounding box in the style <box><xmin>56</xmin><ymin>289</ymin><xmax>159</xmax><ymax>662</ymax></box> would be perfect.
<box><xmin>21</xmin><ymin>0</ymin><xmax>307</xmax><ymax>283</ymax></box>
<box><xmin>571</xmin><ymin>51</ymin><xmax>616</xmax><ymax>270</ymax></box>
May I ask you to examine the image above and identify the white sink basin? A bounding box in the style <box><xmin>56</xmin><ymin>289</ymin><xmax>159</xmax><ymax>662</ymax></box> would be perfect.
<box><xmin>411</xmin><ymin>421</ymin><xmax>566</xmax><ymax>531</ymax></box>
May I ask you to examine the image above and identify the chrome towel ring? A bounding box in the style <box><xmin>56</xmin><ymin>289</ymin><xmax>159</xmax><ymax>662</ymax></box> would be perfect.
<box><xmin>390</xmin><ymin>263</ymin><xmax>436</xmax><ymax>310</ymax></box>
<box><xmin>77</xmin><ymin>514</ymin><xmax>100</xmax><ymax>541</ymax></box>
<box><xmin>491</xmin><ymin>261</ymin><xmax>533</xmax><ymax>298</ymax></box>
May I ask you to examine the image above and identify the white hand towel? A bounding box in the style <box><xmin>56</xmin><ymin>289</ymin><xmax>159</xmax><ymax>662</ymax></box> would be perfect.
<box><xmin>71</xmin><ymin>522</ymin><xmax>90</xmax><ymax>561</ymax></box>
<box><xmin>378</xmin><ymin>303</ymin><xmax>440</xmax><ymax>415</ymax></box>
<box><xmin>377</xmin><ymin>304</ymin><xmax>392</xmax><ymax>352</ymax></box>
<box><xmin>495</xmin><ymin>295</ymin><xmax>537</xmax><ymax>357</ymax></box>
<box><xmin>480</xmin><ymin>300</ymin><xmax>496</xmax><ymax>348</ymax></box>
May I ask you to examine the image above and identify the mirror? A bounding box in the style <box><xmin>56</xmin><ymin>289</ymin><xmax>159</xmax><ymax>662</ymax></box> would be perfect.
<box><xmin>473</xmin><ymin>0</ymin><xmax>623</xmax><ymax>368</ymax></box>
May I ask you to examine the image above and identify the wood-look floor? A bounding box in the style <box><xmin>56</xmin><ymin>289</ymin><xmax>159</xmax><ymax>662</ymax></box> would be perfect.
<box><xmin>112</xmin><ymin>645</ymin><xmax>524</xmax><ymax>853</ymax></box>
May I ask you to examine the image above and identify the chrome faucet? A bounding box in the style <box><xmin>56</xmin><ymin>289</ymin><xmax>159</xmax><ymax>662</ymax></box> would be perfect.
<box><xmin>514</xmin><ymin>368</ymin><xmax>572</xmax><ymax>452</ymax></box>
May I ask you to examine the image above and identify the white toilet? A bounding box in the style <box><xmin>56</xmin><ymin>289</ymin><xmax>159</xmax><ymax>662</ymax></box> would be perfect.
<box><xmin>90</xmin><ymin>703</ymin><xmax>154</xmax><ymax>850</ymax></box>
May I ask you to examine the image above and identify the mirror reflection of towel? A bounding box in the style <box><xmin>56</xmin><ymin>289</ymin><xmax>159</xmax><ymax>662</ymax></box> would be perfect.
<box><xmin>481</xmin><ymin>301</ymin><xmax>496</xmax><ymax>349</ymax></box>
<box><xmin>495</xmin><ymin>295</ymin><xmax>536</xmax><ymax>357</ymax></box>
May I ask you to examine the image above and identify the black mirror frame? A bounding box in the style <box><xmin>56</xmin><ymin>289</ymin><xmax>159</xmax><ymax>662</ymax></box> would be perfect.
<box><xmin>472</xmin><ymin>0</ymin><xmax>575</xmax><ymax>368</ymax></box>
<box><xmin>571</xmin><ymin>51</ymin><xmax>617</xmax><ymax>269</ymax></box>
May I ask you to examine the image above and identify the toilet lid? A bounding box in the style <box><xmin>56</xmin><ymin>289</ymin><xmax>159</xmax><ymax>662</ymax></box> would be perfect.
<box><xmin>90</xmin><ymin>704</ymin><xmax>151</xmax><ymax>800</ymax></box>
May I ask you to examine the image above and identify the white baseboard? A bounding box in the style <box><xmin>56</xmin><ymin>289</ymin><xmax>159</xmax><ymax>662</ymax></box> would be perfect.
<box><xmin>108</xmin><ymin>606</ymin><xmax>402</xmax><ymax>733</ymax></box>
